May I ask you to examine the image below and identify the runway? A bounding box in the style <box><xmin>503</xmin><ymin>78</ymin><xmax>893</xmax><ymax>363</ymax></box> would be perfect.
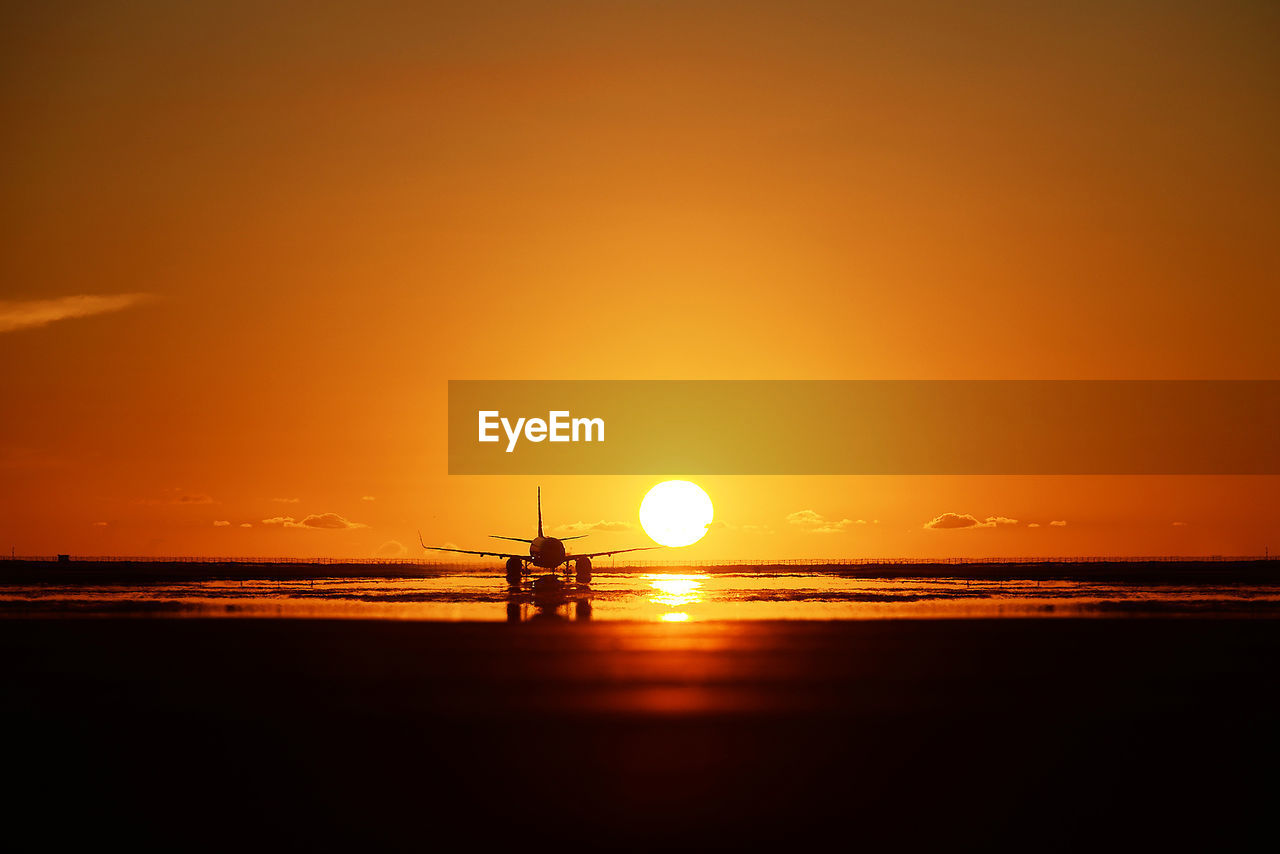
<box><xmin>5</xmin><ymin>616</ymin><xmax>1277</xmax><ymax>849</ymax></box>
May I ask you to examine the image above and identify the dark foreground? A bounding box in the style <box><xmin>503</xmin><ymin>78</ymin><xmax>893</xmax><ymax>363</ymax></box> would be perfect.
<box><xmin>6</xmin><ymin>618</ymin><xmax>1278</xmax><ymax>850</ymax></box>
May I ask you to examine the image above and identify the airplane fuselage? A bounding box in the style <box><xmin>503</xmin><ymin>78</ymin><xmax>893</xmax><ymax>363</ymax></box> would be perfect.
<box><xmin>529</xmin><ymin>535</ymin><xmax>567</xmax><ymax>569</ymax></box>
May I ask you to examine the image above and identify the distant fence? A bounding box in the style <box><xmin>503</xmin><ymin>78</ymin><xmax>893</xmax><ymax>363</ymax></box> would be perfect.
<box><xmin>622</xmin><ymin>555</ymin><xmax>1274</xmax><ymax>566</ymax></box>
<box><xmin>4</xmin><ymin>556</ymin><xmax>463</xmax><ymax>566</ymax></box>
<box><xmin>3</xmin><ymin>554</ymin><xmax>1273</xmax><ymax>566</ymax></box>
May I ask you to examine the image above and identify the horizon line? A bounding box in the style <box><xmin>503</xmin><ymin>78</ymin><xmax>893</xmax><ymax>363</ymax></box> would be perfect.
<box><xmin>5</xmin><ymin>554</ymin><xmax>1275</xmax><ymax>565</ymax></box>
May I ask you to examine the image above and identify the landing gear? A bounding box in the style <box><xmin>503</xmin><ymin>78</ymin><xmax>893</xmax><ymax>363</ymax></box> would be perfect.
<box><xmin>502</xmin><ymin>555</ymin><xmax>591</xmax><ymax>591</ymax></box>
<box><xmin>505</xmin><ymin>556</ymin><xmax>524</xmax><ymax>585</ymax></box>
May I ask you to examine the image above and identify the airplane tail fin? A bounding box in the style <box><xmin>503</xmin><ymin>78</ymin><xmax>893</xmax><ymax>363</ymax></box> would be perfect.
<box><xmin>537</xmin><ymin>487</ymin><xmax>543</xmax><ymax>537</ymax></box>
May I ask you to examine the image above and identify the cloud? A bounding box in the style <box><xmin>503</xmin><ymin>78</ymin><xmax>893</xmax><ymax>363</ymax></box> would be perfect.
<box><xmin>271</xmin><ymin>497</ymin><xmax>300</xmax><ymax>504</ymax></box>
<box><xmin>924</xmin><ymin>513</ymin><xmax>1021</xmax><ymax>530</ymax></box>
<box><xmin>262</xmin><ymin>513</ymin><xmax>367</xmax><ymax>530</ymax></box>
<box><xmin>1049</xmin><ymin>520</ymin><xmax>1067</xmax><ymax>527</ymax></box>
<box><xmin>0</xmin><ymin>445</ymin><xmax>71</xmax><ymax>470</ymax></box>
<box><xmin>787</xmin><ymin>510</ymin><xmax>857</xmax><ymax>534</ymax></box>
<box><xmin>786</xmin><ymin>510</ymin><xmax>824</xmax><ymax>527</ymax></box>
<box><xmin>239</xmin><ymin>523</ymin><xmax>252</xmax><ymax>528</ymax></box>
<box><xmin>925</xmin><ymin>513</ymin><xmax>983</xmax><ymax>530</ymax></box>
<box><xmin>302</xmin><ymin>513</ymin><xmax>365</xmax><ymax>529</ymax></box>
<box><xmin>0</xmin><ymin>293</ymin><xmax>152</xmax><ymax>333</ymax></box>
<box><xmin>375</xmin><ymin>540</ymin><xmax>407</xmax><ymax>557</ymax></box>
<box><xmin>137</xmin><ymin>490</ymin><xmax>216</xmax><ymax>506</ymax></box>
<box><xmin>1172</xmin><ymin>521</ymin><xmax>1189</xmax><ymax>527</ymax></box>
<box><xmin>361</xmin><ymin>495</ymin><xmax>376</xmax><ymax>502</ymax></box>
<box><xmin>1027</xmin><ymin>522</ymin><xmax>1041</xmax><ymax>528</ymax></box>
<box><xmin>557</xmin><ymin>520</ymin><xmax>636</xmax><ymax>534</ymax></box>
<box><xmin>213</xmin><ymin>520</ymin><xmax>231</xmax><ymax>527</ymax></box>
<box><xmin>709</xmin><ymin>520</ymin><xmax>775</xmax><ymax>534</ymax></box>
<box><xmin>91</xmin><ymin>521</ymin><xmax>108</xmax><ymax>527</ymax></box>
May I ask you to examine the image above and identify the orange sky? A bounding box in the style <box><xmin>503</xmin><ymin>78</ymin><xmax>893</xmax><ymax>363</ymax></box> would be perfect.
<box><xmin>1</xmin><ymin>1</ymin><xmax>1277</xmax><ymax>559</ymax></box>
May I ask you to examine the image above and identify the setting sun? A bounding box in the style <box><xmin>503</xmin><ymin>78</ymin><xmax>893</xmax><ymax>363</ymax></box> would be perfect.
<box><xmin>639</xmin><ymin>481</ymin><xmax>714</xmax><ymax>547</ymax></box>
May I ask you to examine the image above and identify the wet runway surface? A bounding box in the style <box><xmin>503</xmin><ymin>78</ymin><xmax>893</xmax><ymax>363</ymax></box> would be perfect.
<box><xmin>6</xmin><ymin>615</ymin><xmax>1278</xmax><ymax>849</ymax></box>
<box><xmin>6</xmin><ymin>570</ymin><xmax>1280</xmax><ymax>620</ymax></box>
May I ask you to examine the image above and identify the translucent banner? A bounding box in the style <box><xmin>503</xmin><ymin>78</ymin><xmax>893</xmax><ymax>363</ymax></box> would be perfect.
<box><xmin>447</xmin><ymin>381</ymin><xmax>1280</xmax><ymax>475</ymax></box>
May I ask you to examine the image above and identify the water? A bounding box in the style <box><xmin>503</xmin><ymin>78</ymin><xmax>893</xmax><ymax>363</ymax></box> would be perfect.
<box><xmin>4</xmin><ymin>571</ymin><xmax>1280</xmax><ymax>620</ymax></box>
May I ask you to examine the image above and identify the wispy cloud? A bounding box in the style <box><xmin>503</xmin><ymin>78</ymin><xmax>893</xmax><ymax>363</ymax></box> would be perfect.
<box><xmin>213</xmin><ymin>520</ymin><xmax>231</xmax><ymax>527</ymax></box>
<box><xmin>557</xmin><ymin>520</ymin><xmax>636</xmax><ymax>534</ymax></box>
<box><xmin>0</xmin><ymin>445</ymin><xmax>71</xmax><ymax>470</ymax></box>
<box><xmin>361</xmin><ymin>495</ymin><xmax>376</xmax><ymax>502</ymax></box>
<box><xmin>137</xmin><ymin>490</ymin><xmax>216</xmax><ymax>506</ymax></box>
<box><xmin>1049</xmin><ymin>520</ymin><xmax>1067</xmax><ymax>527</ymax></box>
<box><xmin>375</xmin><ymin>540</ymin><xmax>407</xmax><ymax>557</ymax></box>
<box><xmin>262</xmin><ymin>513</ymin><xmax>367</xmax><ymax>530</ymax></box>
<box><xmin>709</xmin><ymin>520</ymin><xmax>775</xmax><ymax>534</ymax></box>
<box><xmin>271</xmin><ymin>497</ymin><xmax>300</xmax><ymax>504</ymax></box>
<box><xmin>787</xmin><ymin>510</ymin><xmax>858</xmax><ymax>534</ymax></box>
<box><xmin>0</xmin><ymin>293</ymin><xmax>152</xmax><ymax>334</ymax></box>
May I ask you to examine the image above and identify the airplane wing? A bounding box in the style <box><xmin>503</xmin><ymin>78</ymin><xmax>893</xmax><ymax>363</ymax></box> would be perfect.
<box><xmin>568</xmin><ymin>546</ymin><xmax>661</xmax><ymax>559</ymax></box>
<box><xmin>423</xmin><ymin>545</ymin><xmax>528</xmax><ymax>560</ymax></box>
<box><xmin>420</xmin><ymin>531</ymin><xmax>524</xmax><ymax>560</ymax></box>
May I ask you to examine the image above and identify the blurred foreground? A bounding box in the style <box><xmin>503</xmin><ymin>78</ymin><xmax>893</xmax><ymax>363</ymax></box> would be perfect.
<box><xmin>5</xmin><ymin>617</ymin><xmax>1276</xmax><ymax>850</ymax></box>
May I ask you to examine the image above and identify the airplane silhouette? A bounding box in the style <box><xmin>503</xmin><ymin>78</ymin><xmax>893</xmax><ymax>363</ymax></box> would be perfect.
<box><xmin>419</xmin><ymin>487</ymin><xmax>657</xmax><ymax>584</ymax></box>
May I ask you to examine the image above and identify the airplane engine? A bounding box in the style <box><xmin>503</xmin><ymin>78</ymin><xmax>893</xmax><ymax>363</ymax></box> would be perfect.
<box><xmin>575</xmin><ymin>556</ymin><xmax>592</xmax><ymax>584</ymax></box>
<box><xmin>505</xmin><ymin>556</ymin><xmax>523</xmax><ymax>584</ymax></box>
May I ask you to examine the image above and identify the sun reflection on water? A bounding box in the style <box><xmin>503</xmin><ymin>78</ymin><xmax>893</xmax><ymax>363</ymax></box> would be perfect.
<box><xmin>645</xmin><ymin>574</ymin><xmax>706</xmax><ymax>621</ymax></box>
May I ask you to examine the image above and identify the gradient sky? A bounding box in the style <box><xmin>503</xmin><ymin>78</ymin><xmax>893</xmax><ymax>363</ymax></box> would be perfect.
<box><xmin>1</xmin><ymin>1</ymin><xmax>1276</xmax><ymax>559</ymax></box>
